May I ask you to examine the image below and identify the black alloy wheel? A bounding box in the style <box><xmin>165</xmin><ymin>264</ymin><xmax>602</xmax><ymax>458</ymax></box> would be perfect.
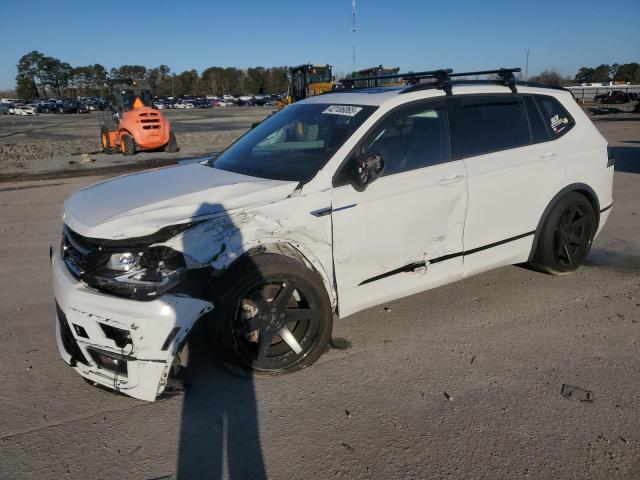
<box><xmin>232</xmin><ymin>280</ymin><xmax>324</xmax><ymax>370</ymax></box>
<box><xmin>531</xmin><ymin>192</ymin><xmax>596</xmax><ymax>274</ymax></box>
<box><xmin>553</xmin><ymin>203</ymin><xmax>594</xmax><ymax>268</ymax></box>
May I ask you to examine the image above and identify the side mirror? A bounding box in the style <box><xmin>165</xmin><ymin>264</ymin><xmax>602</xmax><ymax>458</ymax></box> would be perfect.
<box><xmin>352</xmin><ymin>152</ymin><xmax>384</xmax><ymax>192</ymax></box>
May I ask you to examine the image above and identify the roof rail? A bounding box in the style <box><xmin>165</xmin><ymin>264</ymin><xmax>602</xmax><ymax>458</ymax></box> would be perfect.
<box><xmin>335</xmin><ymin>67</ymin><xmax>524</xmax><ymax>95</ymax></box>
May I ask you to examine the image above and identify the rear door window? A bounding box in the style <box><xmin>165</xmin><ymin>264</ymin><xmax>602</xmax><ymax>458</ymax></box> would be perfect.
<box><xmin>535</xmin><ymin>95</ymin><xmax>575</xmax><ymax>138</ymax></box>
<box><xmin>456</xmin><ymin>96</ymin><xmax>531</xmax><ymax>158</ymax></box>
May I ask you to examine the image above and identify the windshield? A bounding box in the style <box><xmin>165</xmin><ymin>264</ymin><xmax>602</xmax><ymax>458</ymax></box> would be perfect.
<box><xmin>308</xmin><ymin>69</ymin><xmax>332</xmax><ymax>84</ymax></box>
<box><xmin>211</xmin><ymin>103</ymin><xmax>376</xmax><ymax>182</ymax></box>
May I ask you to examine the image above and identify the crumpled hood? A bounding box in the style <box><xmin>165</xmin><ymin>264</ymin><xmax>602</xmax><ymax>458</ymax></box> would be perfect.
<box><xmin>63</xmin><ymin>163</ymin><xmax>299</xmax><ymax>240</ymax></box>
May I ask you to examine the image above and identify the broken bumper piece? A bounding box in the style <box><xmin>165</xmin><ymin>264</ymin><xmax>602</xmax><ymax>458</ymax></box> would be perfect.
<box><xmin>52</xmin><ymin>250</ymin><xmax>213</xmax><ymax>401</ymax></box>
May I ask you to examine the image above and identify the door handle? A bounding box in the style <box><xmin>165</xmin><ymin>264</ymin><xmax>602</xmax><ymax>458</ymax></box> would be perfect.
<box><xmin>437</xmin><ymin>174</ymin><xmax>465</xmax><ymax>186</ymax></box>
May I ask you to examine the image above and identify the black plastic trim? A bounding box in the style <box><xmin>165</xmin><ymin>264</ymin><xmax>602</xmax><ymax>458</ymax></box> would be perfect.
<box><xmin>358</xmin><ymin>231</ymin><xmax>535</xmax><ymax>286</ymax></box>
<box><xmin>600</xmin><ymin>203</ymin><xmax>613</xmax><ymax>213</ymax></box>
<box><xmin>310</xmin><ymin>207</ymin><xmax>332</xmax><ymax>217</ymax></box>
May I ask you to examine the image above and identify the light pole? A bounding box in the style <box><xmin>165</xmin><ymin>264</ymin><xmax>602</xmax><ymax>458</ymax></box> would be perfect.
<box><xmin>352</xmin><ymin>0</ymin><xmax>357</xmax><ymax>73</ymax></box>
<box><xmin>525</xmin><ymin>49</ymin><xmax>530</xmax><ymax>81</ymax></box>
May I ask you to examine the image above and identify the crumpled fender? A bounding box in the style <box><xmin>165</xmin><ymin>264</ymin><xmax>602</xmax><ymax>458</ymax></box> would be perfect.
<box><xmin>162</xmin><ymin>196</ymin><xmax>337</xmax><ymax>308</ymax></box>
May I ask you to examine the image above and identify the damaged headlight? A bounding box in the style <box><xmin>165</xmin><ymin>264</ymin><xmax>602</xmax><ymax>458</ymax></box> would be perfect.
<box><xmin>104</xmin><ymin>252</ymin><xmax>140</xmax><ymax>272</ymax></box>
<box><xmin>89</xmin><ymin>247</ymin><xmax>186</xmax><ymax>299</ymax></box>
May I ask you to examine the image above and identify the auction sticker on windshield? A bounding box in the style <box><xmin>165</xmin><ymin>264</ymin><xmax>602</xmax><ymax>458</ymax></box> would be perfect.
<box><xmin>322</xmin><ymin>105</ymin><xmax>363</xmax><ymax>116</ymax></box>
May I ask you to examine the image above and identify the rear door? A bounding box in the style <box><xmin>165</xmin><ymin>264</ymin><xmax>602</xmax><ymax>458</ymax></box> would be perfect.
<box><xmin>450</xmin><ymin>94</ymin><xmax>562</xmax><ymax>274</ymax></box>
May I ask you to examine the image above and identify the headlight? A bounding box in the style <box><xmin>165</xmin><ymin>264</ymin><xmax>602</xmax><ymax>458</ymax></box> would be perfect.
<box><xmin>89</xmin><ymin>247</ymin><xmax>186</xmax><ymax>299</ymax></box>
<box><xmin>105</xmin><ymin>252</ymin><xmax>140</xmax><ymax>272</ymax></box>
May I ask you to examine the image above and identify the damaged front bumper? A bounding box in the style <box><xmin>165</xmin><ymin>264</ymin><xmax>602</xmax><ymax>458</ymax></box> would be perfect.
<box><xmin>52</xmin><ymin>250</ymin><xmax>213</xmax><ymax>401</ymax></box>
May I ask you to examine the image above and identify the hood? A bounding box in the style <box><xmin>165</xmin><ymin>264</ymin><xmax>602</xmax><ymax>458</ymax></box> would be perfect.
<box><xmin>63</xmin><ymin>163</ymin><xmax>298</xmax><ymax>240</ymax></box>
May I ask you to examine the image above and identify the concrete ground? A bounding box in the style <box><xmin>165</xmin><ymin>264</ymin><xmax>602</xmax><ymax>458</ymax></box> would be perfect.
<box><xmin>0</xmin><ymin>119</ymin><xmax>638</xmax><ymax>479</ymax></box>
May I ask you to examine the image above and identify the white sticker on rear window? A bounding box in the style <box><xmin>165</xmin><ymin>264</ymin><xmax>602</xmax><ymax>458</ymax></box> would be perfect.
<box><xmin>322</xmin><ymin>105</ymin><xmax>363</xmax><ymax>116</ymax></box>
<box><xmin>550</xmin><ymin>114</ymin><xmax>569</xmax><ymax>134</ymax></box>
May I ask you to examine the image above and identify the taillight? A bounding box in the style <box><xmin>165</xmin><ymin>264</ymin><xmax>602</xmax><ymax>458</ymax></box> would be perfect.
<box><xmin>607</xmin><ymin>146</ymin><xmax>615</xmax><ymax>168</ymax></box>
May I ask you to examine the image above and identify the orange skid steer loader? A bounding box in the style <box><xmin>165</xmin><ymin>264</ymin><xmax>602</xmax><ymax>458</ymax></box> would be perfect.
<box><xmin>101</xmin><ymin>79</ymin><xmax>178</xmax><ymax>155</ymax></box>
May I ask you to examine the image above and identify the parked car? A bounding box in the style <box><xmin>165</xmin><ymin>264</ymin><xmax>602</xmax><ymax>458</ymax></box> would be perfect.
<box><xmin>52</xmin><ymin>69</ymin><xmax>613</xmax><ymax>401</ymax></box>
<box><xmin>36</xmin><ymin>100</ymin><xmax>59</xmax><ymax>113</ymax></box>
<box><xmin>76</xmin><ymin>102</ymin><xmax>90</xmax><ymax>114</ymax></box>
<box><xmin>12</xmin><ymin>105</ymin><xmax>38</xmax><ymax>115</ymax></box>
<box><xmin>85</xmin><ymin>98</ymin><xmax>106</xmax><ymax>111</ymax></box>
<box><xmin>193</xmin><ymin>99</ymin><xmax>210</xmax><ymax>109</ymax></box>
<box><xmin>174</xmin><ymin>100</ymin><xmax>195</xmax><ymax>109</ymax></box>
<box><xmin>252</xmin><ymin>95</ymin><xmax>267</xmax><ymax>106</ymax></box>
<box><xmin>0</xmin><ymin>103</ymin><xmax>13</xmax><ymax>115</ymax></box>
<box><xmin>594</xmin><ymin>90</ymin><xmax>634</xmax><ymax>104</ymax></box>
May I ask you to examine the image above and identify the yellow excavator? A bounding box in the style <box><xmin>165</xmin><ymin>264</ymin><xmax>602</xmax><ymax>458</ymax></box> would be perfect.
<box><xmin>349</xmin><ymin>65</ymin><xmax>402</xmax><ymax>88</ymax></box>
<box><xmin>276</xmin><ymin>64</ymin><xmax>334</xmax><ymax>110</ymax></box>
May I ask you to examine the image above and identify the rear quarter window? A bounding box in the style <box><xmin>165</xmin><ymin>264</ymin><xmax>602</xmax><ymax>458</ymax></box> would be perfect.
<box><xmin>535</xmin><ymin>95</ymin><xmax>575</xmax><ymax>138</ymax></box>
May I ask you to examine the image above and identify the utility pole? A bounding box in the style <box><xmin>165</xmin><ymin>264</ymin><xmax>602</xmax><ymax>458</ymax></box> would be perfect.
<box><xmin>524</xmin><ymin>49</ymin><xmax>530</xmax><ymax>81</ymax></box>
<box><xmin>352</xmin><ymin>0</ymin><xmax>357</xmax><ymax>73</ymax></box>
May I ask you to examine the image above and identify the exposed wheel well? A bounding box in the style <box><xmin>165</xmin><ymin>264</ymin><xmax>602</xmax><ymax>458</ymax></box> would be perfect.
<box><xmin>528</xmin><ymin>184</ymin><xmax>601</xmax><ymax>262</ymax></box>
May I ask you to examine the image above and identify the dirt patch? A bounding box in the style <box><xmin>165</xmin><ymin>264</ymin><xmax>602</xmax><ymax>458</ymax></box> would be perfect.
<box><xmin>0</xmin><ymin>107</ymin><xmax>270</xmax><ymax>177</ymax></box>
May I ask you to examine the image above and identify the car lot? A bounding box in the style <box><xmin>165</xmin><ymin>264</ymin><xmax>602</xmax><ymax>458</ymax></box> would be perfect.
<box><xmin>0</xmin><ymin>118</ymin><xmax>639</xmax><ymax>479</ymax></box>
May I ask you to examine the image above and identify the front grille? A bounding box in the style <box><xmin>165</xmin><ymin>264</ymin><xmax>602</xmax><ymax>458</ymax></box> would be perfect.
<box><xmin>61</xmin><ymin>227</ymin><xmax>92</xmax><ymax>278</ymax></box>
<box><xmin>56</xmin><ymin>303</ymin><xmax>89</xmax><ymax>366</ymax></box>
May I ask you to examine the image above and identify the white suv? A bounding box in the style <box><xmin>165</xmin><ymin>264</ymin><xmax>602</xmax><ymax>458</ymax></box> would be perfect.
<box><xmin>52</xmin><ymin>68</ymin><xmax>613</xmax><ymax>401</ymax></box>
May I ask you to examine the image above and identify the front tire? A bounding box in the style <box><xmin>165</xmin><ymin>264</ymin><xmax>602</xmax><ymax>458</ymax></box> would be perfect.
<box><xmin>531</xmin><ymin>192</ymin><xmax>596</xmax><ymax>274</ymax></box>
<box><xmin>165</xmin><ymin>132</ymin><xmax>179</xmax><ymax>153</ymax></box>
<box><xmin>122</xmin><ymin>134</ymin><xmax>136</xmax><ymax>156</ymax></box>
<box><xmin>212</xmin><ymin>254</ymin><xmax>333</xmax><ymax>374</ymax></box>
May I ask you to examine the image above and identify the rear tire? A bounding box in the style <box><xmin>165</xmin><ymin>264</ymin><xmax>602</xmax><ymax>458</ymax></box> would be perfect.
<box><xmin>100</xmin><ymin>126</ymin><xmax>113</xmax><ymax>153</ymax></box>
<box><xmin>531</xmin><ymin>192</ymin><xmax>596</xmax><ymax>275</ymax></box>
<box><xmin>122</xmin><ymin>134</ymin><xmax>136</xmax><ymax>156</ymax></box>
<box><xmin>165</xmin><ymin>132</ymin><xmax>179</xmax><ymax>153</ymax></box>
<box><xmin>211</xmin><ymin>254</ymin><xmax>333</xmax><ymax>375</ymax></box>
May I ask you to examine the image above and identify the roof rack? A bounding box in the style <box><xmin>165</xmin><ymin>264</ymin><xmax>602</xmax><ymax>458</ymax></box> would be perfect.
<box><xmin>335</xmin><ymin>67</ymin><xmax>523</xmax><ymax>95</ymax></box>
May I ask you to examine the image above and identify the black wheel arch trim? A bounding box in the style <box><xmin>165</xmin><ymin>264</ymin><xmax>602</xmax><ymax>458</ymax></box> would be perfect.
<box><xmin>528</xmin><ymin>183</ymin><xmax>603</xmax><ymax>263</ymax></box>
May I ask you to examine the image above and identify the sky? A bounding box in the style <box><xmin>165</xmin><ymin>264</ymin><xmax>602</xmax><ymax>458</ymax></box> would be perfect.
<box><xmin>0</xmin><ymin>0</ymin><xmax>639</xmax><ymax>90</ymax></box>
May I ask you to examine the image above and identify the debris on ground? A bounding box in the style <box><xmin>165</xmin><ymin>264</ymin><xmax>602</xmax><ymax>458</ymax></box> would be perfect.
<box><xmin>345</xmin><ymin>409</ymin><xmax>352</xmax><ymax>418</ymax></box>
<box><xmin>443</xmin><ymin>392</ymin><xmax>453</xmax><ymax>402</ymax></box>
<box><xmin>561</xmin><ymin>384</ymin><xmax>594</xmax><ymax>402</ymax></box>
<box><xmin>341</xmin><ymin>443</ymin><xmax>354</xmax><ymax>452</ymax></box>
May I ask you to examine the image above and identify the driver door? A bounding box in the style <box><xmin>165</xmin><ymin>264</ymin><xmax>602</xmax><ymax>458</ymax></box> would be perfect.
<box><xmin>330</xmin><ymin>99</ymin><xmax>468</xmax><ymax>317</ymax></box>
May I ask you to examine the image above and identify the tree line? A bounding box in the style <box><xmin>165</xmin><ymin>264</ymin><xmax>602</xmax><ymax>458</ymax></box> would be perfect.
<box><xmin>15</xmin><ymin>51</ymin><xmax>289</xmax><ymax>99</ymax></box>
<box><xmin>14</xmin><ymin>51</ymin><xmax>640</xmax><ymax>99</ymax></box>
<box><xmin>528</xmin><ymin>62</ymin><xmax>640</xmax><ymax>87</ymax></box>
